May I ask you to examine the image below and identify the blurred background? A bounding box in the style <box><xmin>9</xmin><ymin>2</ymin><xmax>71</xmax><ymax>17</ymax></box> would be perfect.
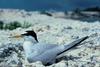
<box><xmin>0</xmin><ymin>0</ymin><xmax>100</xmax><ymax>11</ymax></box>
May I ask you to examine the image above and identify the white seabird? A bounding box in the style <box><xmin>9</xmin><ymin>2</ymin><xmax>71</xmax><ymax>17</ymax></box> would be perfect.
<box><xmin>10</xmin><ymin>30</ymin><xmax>89</xmax><ymax>65</ymax></box>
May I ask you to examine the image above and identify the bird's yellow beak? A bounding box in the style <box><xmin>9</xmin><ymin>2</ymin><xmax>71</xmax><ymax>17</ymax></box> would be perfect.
<box><xmin>9</xmin><ymin>34</ymin><xmax>23</xmax><ymax>38</ymax></box>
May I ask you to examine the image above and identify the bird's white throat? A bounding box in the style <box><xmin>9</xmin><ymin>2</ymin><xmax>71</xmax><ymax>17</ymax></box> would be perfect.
<box><xmin>23</xmin><ymin>36</ymin><xmax>37</xmax><ymax>43</ymax></box>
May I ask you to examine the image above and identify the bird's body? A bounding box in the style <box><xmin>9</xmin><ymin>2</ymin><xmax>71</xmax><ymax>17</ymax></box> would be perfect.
<box><xmin>22</xmin><ymin>32</ymin><xmax>89</xmax><ymax>65</ymax></box>
<box><xmin>23</xmin><ymin>36</ymin><xmax>64</xmax><ymax>64</ymax></box>
<box><xmin>11</xmin><ymin>30</ymin><xmax>89</xmax><ymax>65</ymax></box>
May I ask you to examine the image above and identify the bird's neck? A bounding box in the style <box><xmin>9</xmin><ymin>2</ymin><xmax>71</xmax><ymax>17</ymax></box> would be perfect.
<box><xmin>24</xmin><ymin>36</ymin><xmax>38</xmax><ymax>44</ymax></box>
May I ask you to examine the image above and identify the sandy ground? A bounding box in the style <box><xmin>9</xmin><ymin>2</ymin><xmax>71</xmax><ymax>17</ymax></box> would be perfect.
<box><xmin>0</xmin><ymin>9</ymin><xmax>100</xmax><ymax>67</ymax></box>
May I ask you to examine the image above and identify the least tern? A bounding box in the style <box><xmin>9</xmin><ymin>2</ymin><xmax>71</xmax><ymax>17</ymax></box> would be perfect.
<box><xmin>10</xmin><ymin>30</ymin><xmax>89</xmax><ymax>65</ymax></box>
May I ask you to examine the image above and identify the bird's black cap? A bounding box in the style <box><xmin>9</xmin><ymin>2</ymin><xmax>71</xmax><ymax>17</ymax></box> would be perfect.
<box><xmin>21</xmin><ymin>30</ymin><xmax>39</xmax><ymax>42</ymax></box>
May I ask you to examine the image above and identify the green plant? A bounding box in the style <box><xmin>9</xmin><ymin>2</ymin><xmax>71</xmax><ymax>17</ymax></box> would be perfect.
<box><xmin>21</xmin><ymin>21</ymin><xmax>32</xmax><ymax>28</ymax></box>
<box><xmin>0</xmin><ymin>21</ymin><xmax>4</xmax><ymax>29</ymax></box>
<box><xmin>4</xmin><ymin>21</ymin><xmax>21</xmax><ymax>30</ymax></box>
<box><xmin>0</xmin><ymin>21</ymin><xmax>32</xmax><ymax>30</ymax></box>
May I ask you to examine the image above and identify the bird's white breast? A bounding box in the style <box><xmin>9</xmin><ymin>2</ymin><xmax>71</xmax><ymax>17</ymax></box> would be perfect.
<box><xmin>23</xmin><ymin>41</ymin><xmax>35</xmax><ymax>57</ymax></box>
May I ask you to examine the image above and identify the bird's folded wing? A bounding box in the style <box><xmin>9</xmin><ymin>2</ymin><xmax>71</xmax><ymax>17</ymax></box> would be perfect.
<box><xmin>57</xmin><ymin>36</ymin><xmax>89</xmax><ymax>56</ymax></box>
<box><xmin>32</xmin><ymin>43</ymin><xmax>58</xmax><ymax>55</ymax></box>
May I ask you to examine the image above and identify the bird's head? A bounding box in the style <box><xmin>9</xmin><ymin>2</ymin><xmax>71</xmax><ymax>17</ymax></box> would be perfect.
<box><xmin>10</xmin><ymin>30</ymin><xmax>39</xmax><ymax>43</ymax></box>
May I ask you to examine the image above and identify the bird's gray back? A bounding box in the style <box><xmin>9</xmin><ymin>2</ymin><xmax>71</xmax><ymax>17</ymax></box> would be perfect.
<box><xmin>30</xmin><ymin>43</ymin><xmax>59</xmax><ymax>56</ymax></box>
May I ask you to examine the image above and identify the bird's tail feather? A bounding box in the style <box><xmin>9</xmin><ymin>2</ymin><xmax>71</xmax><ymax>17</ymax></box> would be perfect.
<box><xmin>57</xmin><ymin>36</ymin><xmax>89</xmax><ymax>55</ymax></box>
